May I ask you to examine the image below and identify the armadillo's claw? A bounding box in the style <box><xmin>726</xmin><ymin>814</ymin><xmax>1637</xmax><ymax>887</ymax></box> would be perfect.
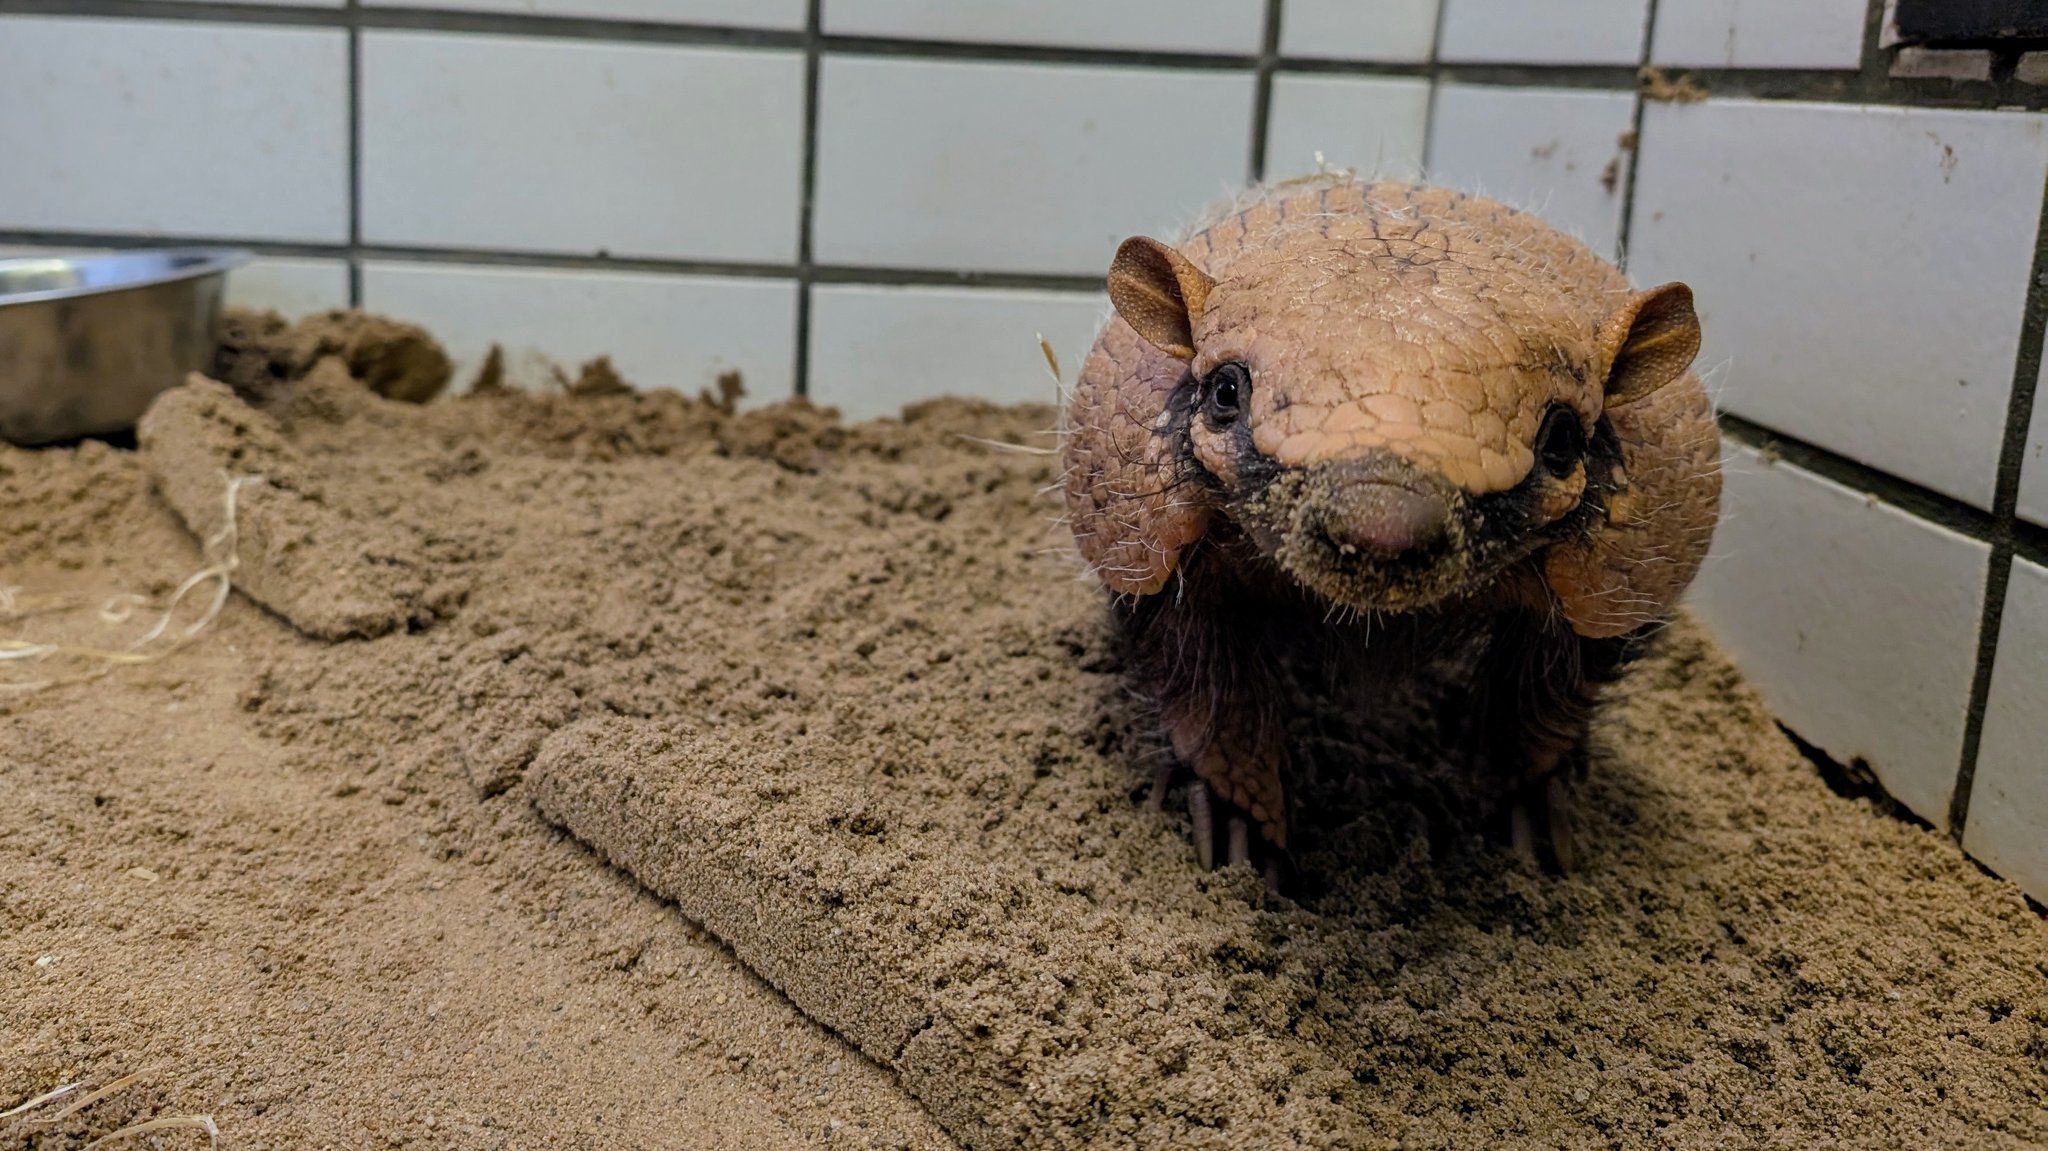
<box><xmin>1188</xmin><ymin>780</ymin><xmax>1216</xmax><ymax>871</ymax></box>
<box><xmin>1227</xmin><ymin>816</ymin><xmax>1250</xmax><ymax>868</ymax></box>
<box><xmin>1545</xmin><ymin>775</ymin><xmax>1581</xmax><ymax>874</ymax></box>
<box><xmin>1144</xmin><ymin>763</ymin><xmax>1175</xmax><ymax>813</ymax></box>
<box><xmin>1505</xmin><ymin>777</ymin><xmax>1582</xmax><ymax>874</ymax></box>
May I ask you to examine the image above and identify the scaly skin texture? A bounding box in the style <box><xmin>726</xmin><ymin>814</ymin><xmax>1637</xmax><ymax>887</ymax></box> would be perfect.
<box><xmin>1061</xmin><ymin>174</ymin><xmax>1721</xmax><ymax>874</ymax></box>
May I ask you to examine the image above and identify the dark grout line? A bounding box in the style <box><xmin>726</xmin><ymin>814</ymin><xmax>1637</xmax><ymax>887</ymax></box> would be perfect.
<box><xmin>345</xmin><ymin>0</ymin><xmax>363</xmax><ymax>307</ymax></box>
<box><xmin>1716</xmin><ymin>413</ymin><xmax>2002</xmax><ymax>541</ymax></box>
<box><xmin>0</xmin><ymin>228</ymin><xmax>1108</xmax><ymax>290</ymax></box>
<box><xmin>1418</xmin><ymin>0</ymin><xmax>1450</xmax><ymax>172</ymax></box>
<box><xmin>791</xmin><ymin>0</ymin><xmax>821</xmax><ymax>399</ymax></box>
<box><xmin>1949</xmin><ymin>167</ymin><xmax>2048</xmax><ymax>840</ymax></box>
<box><xmin>1613</xmin><ymin>0</ymin><xmax>1659</xmax><ymax>270</ymax></box>
<box><xmin>1246</xmin><ymin>0</ymin><xmax>1283</xmax><ymax>182</ymax></box>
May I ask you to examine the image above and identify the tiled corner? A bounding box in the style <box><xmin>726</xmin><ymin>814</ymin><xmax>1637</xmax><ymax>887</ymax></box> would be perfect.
<box><xmin>1964</xmin><ymin>557</ymin><xmax>2048</xmax><ymax>905</ymax></box>
<box><xmin>2019</xmin><ymin>359</ymin><xmax>2047</xmax><ymax>528</ymax></box>
<box><xmin>1690</xmin><ymin>445</ymin><xmax>1988</xmax><ymax>826</ymax></box>
<box><xmin>361</xmin><ymin>33</ymin><xmax>803</xmax><ymax>262</ymax></box>
<box><xmin>228</xmin><ymin>257</ymin><xmax>353</xmax><ymax>317</ymax></box>
<box><xmin>1438</xmin><ymin>0</ymin><xmax>1649</xmax><ymax>65</ymax></box>
<box><xmin>1277</xmin><ymin>0</ymin><xmax>1439</xmax><ymax>63</ymax></box>
<box><xmin>0</xmin><ymin>18</ymin><xmax>347</xmax><ymax>243</ymax></box>
<box><xmin>1651</xmin><ymin>0</ymin><xmax>1868</xmax><ymax>69</ymax></box>
<box><xmin>364</xmin><ymin>0</ymin><xmax>804</xmax><ymax>27</ymax></box>
<box><xmin>806</xmin><ymin>284</ymin><xmax>1104</xmax><ymax>421</ymax></box>
<box><xmin>360</xmin><ymin>262</ymin><xmax>797</xmax><ymax>401</ymax></box>
<box><xmin>1265</xmin><ymin>75</ymin><xmax>1430</xmax><ymax>182</ymax></box>
<box><xmin>1630</xmin><ymin>100</ymin><xmax>2048</xmax><ymax>510</ymax></box>
<box><xmin>821</xmin><ymin>0</ymin><xmax>1265</xmax><ymax>54</ymax></box>
<box><xmin>1424</xmin><ymin>84</ymin><xmax>1637</xmax><ymax>259</ymax></box>
<box><xmin>812</xmin><ymin>57</ymin><xmax>1254</xmax><ymax>276</ymax></box>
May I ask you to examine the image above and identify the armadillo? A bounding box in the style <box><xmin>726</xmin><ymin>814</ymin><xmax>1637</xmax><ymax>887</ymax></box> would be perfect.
<box><xmin>1060</xmin><ymin>172</ymin><xmax>1720</xmax><ymax>880</ymax></box>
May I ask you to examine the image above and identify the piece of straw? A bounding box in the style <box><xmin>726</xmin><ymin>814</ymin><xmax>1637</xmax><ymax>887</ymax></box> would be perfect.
<box><xmin>0</xmin><ymin>1081</ymin><xmax>82</xmax><ymax>1120</ymax></box>
<box><xmin>82</xmin><ymin>1114</ymin><xmax>219</xmax><ymax>1148</ymax></box>
<box><xmin>0</xmin><ymin>472</ymin><xmax>257</xmax><ymax>694</ymax></box>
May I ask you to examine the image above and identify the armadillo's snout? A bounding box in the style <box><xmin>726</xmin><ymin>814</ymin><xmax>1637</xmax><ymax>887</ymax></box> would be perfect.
<box><xmin>1309</xmin><ymin>483</ymin><xmax>1449</xmax><ymax>562</ymax></box>
<box><xmin>1249</xmin><ymin>455</ymin><xmax>1471</xmax><ymax>611</ymax></box>
<box><xmin>1298</xmin><ymin>457</ymin><xmax>1455</xmax><ymax>572</ymax></box>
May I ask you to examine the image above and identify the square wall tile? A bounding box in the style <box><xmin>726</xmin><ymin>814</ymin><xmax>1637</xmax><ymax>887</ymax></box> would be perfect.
<box><xmin>1439</xmin><ymin>0</ymin><xmax>1648</xmax><ymax>64</ymax></box>
<box><xmin>365</xmin><ymin>0</ymin><xmax>803</xmax><ymax>26</ymax></box>
<box><xmin>1266</xmin><ymin>75</ymin><xmax>1430</xmax><ymax>181</ymax></box>
<box><xmin>1631</xmin><ymin>101</ymin><xmax>2048</xmax><ymax>509</ymax></box>
<box><xmin>2019</xmin><ymin>359</ymin><xmax>2047</xmax><ymax>528</ymax></box>
<box><xmin>1690</xmin><ymin>445</ymin><xmax>1987</xmax><ymax>825</ymax></box>
<box><xmin>228</xmin><ymin>257</ymin><xmax>352</xmax><ymax>317</ymax></box>
<box><xmin>1425</xmin><ymin>85</ymin><xmax>1637</xmax><ymax>259</ymax></box>
<box><xmin>360</xmin><ymin>262</ymin><xmax>797</xmax><ymax>401</ymax></box>
<box><xmin>807</xmin><ymin>284</ymin><xmax>1104</xmax><ymax>421</ymax></box>
<box><xmin>813</xmin><ymin>57</ymin><xmax>1254</xmax><ymax>276</ymax></box>
<box><xmin>1651</xmin><ymin>0</ymin><xmax>1867</xmax><ymax>69</ymax></box>
<box><xmin>362</xmin><ymin>33</ymin><xmax>803</xmax><ymax>262</ymax></box>
<box><xmin>822</xmin><ymin>0</ymin><xmax>1264</xmax><ymax>54</ymax></box>
<box><xmin>1279</xmin><ymin>0</ymin><xmax>1438</xmax><ymax>63</ymax></box>
<box><xmin>1964</xmin><ymin>557</ymin><xmax>2048</xmax><ymax>904</ymax></box>
<box><xmin>0</xmin><ymin>18</ymin><xmax>347</xmax><ymax>243</ymax></box>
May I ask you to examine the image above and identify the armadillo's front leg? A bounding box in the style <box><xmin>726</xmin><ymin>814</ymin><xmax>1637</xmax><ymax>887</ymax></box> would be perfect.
<box><xmin>1118</xmin><ymin>575</ymin><xmax>1291</xmax><ymax>882</ymax></box>
<box><xmin>1473</xmin><ymin>613</ymin><xmax>1642</xmax><ymax>872</ymax></box>
<box><xmin>1158</xmin><ymin>695</ymin><xmax>1289</xmax><ymax>872</ymax></box>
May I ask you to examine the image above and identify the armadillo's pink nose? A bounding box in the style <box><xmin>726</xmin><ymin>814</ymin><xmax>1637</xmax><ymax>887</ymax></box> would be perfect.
<box><xmin>1311</xmin><ymin>481</ymin><xmax>1450</xmax><ymax>561</ymax></box>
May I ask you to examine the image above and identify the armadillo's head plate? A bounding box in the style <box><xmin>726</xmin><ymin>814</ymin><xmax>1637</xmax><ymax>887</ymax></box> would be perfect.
<box><xmin>1078</xmin><ymin>179</ymin><xmax>1715</xmax><ymax>629</ymax></box>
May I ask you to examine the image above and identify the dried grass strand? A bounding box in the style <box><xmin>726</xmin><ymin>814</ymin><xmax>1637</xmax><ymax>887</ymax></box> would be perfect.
<box><xmin>0</xmin><ymin>1081</ymin><xmax>82</xmax><ymax>1120</ymax></box>
<box><xmin>82</xmin><ymin>1114</ymin><xmax>219</xmax><ymax>1149</ymax></box>
<box><xmin>0</xmin><ymin>472</ymin><xmax>257</xmax><ymax>694</ymax></box>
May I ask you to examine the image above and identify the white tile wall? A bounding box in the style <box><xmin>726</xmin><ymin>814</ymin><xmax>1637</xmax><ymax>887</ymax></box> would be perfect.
<box><xmin>1631</xmin><ymin>100</ymin><xmax>2048</xmax><ymax>510</ymax></box>
<box><xmin>1424</xmin><ymin>84</ymin><xmax>1637</xmax><ymax>259</ymax></box>
<box><xmin>812</xmin><ymin>57</ymin><xmax>1255</xmax><ymax>276</ymax></box>
<box><xmin>360</xmin><ymin>262</ymin><xmax>797</xmax><ymax>400</ymax></box>
<box><xmin>361</xmin><ymin>33</ymin><xmax>804</xmax><ymax>262</ymax></box>
<box><xmin>2020</xmin><ymin>359</ymin><xmax>2048</xmax><ymax>528</ymax></box>
<box><xmin>1964</xmin><ymin>558</ymin><xmax>2048</xmax><ymax>904</ymax></box>
<box><xmin>0</xmin><ymin>18</ymin><xmax>348</xmax><ymax>244</ymax></box>
<box><xmin>807</xmin><ymin>285</ymin><xmax>1103</xmax><ymax>421</ymax></box>
<box><xmin>1691</xmin><ymin>446</ymin><xmax>1989</xmax><ymax>825</ymax></box>
<box><xmin>822</xmin><ymin>0</ymin><xmax>1265</xmax><ymax>54</ymax></box>
<box><xmin>1265</xmin><ymin>75</ymin><xmax>1431</xmax><ymax>181</ymax></box>
<box><xmin>1651</xmin><ymin>0</ymin><xmax>1867</xmax><ymax>70</ymax></box>
<box><xmin>1438</xmin><ymin>0</ymin><xmax>1649</xmax><ymax>65</ymax></box>
<box><xmin>365</xmin><ymin>0</ymin><xmax>804</xmax><ymax>27</ymax></box>
<box><xmin>228</xmin><ymin>257</ymin><xmax>354</xmax><ymax>317</ymax></box>
<box><xmin>1277</xmin><ymin>0</ymin><xmax>1439</xmax><ymax>63</ymax></box>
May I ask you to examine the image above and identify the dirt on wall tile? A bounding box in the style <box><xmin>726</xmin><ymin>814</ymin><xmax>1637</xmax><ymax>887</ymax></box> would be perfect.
<box><xmin>2</xmin><ymin>317</ymin><xmax>2044</xmax><ymax>1150</ymax></box>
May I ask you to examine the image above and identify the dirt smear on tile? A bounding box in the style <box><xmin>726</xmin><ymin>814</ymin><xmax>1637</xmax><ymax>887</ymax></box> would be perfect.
<box><xmin>4</xmin><ymin>322</ymin><xmax>2044</xmax><ymax>1150</ymax></box>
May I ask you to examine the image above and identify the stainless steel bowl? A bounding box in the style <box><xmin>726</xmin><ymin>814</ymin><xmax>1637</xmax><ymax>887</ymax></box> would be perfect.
<box><xmin>0</xmin><ymin>247</ymin><xmax>251</xmax><ymax>445</ymax></box>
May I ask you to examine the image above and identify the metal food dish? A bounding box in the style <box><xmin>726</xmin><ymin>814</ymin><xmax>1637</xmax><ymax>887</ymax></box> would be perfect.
<box><xmin>0</xmin><ymin>248</ymin><xmax>250</xmax><ymax>445</ymax></box>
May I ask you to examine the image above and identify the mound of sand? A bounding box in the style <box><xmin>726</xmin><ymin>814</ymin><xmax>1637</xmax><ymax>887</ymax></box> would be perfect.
<box><xmin>3</xmin><ymin>330</ymin><xmax>2044</xmax><ymax>1150</ymax></box>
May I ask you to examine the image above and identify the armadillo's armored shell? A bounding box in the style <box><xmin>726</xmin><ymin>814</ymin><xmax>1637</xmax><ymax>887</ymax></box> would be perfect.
<box><xmin>1544</xmin><ymin>368</ymin><xmax>1721</xmax><ymax>638</ymax></box>
<box><xmin>1063</xmin><ymin>314</ymin><xmax>1209</xmax><ymax>595</ymax></box>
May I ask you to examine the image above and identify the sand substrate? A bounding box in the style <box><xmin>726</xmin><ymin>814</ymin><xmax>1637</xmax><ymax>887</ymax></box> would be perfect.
<box><xmin>3</xmin><ymin>326</ymin><xmax>2045</xmax><ymax>1149</ymax></box>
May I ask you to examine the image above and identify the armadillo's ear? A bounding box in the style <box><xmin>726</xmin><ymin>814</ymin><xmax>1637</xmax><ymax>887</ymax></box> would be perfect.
<box><xmin>1547</xmin><ymin>283</ymin><xmax>1714</xmax><ymax>638</ymax></box>
<box><xmin>1107</xmin><ymin>237</ymin><xmax>1216</xmax><ymax>361</ymax></box>
<box><xmin>1595</xmin><ymin>282</ymin><xmax>1701</xmax><ymax>406</ymax></box>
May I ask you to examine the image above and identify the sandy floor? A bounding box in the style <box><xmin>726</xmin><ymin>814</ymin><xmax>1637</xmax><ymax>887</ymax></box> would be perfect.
<box><xmin>3</xmin><ymin>315</ymin><xmax>2044</xmax><ymax>1150</ymax></box>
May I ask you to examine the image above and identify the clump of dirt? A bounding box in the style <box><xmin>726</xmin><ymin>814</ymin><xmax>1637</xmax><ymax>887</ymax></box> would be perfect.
<box><xmin>213</xmin><ymin>306</ymin><xmax>453</xmax><ymax>405</ymax></box>
<box><xmin>4</xmin><ymin>315</ymin><xmax>2044</xmax><ymax>1150</ymax></box>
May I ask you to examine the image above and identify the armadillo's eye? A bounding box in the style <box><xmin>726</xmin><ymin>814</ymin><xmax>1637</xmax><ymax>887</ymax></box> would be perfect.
<box><xmin>1534</xmin><ymin>404</ymin><xmax>1585</xmax><ymax>478</ymax></box>
<box><xmin>1204</xmin><ymin>362</ymin><xmax>1249</xmax><ymax>428</ymax></box>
